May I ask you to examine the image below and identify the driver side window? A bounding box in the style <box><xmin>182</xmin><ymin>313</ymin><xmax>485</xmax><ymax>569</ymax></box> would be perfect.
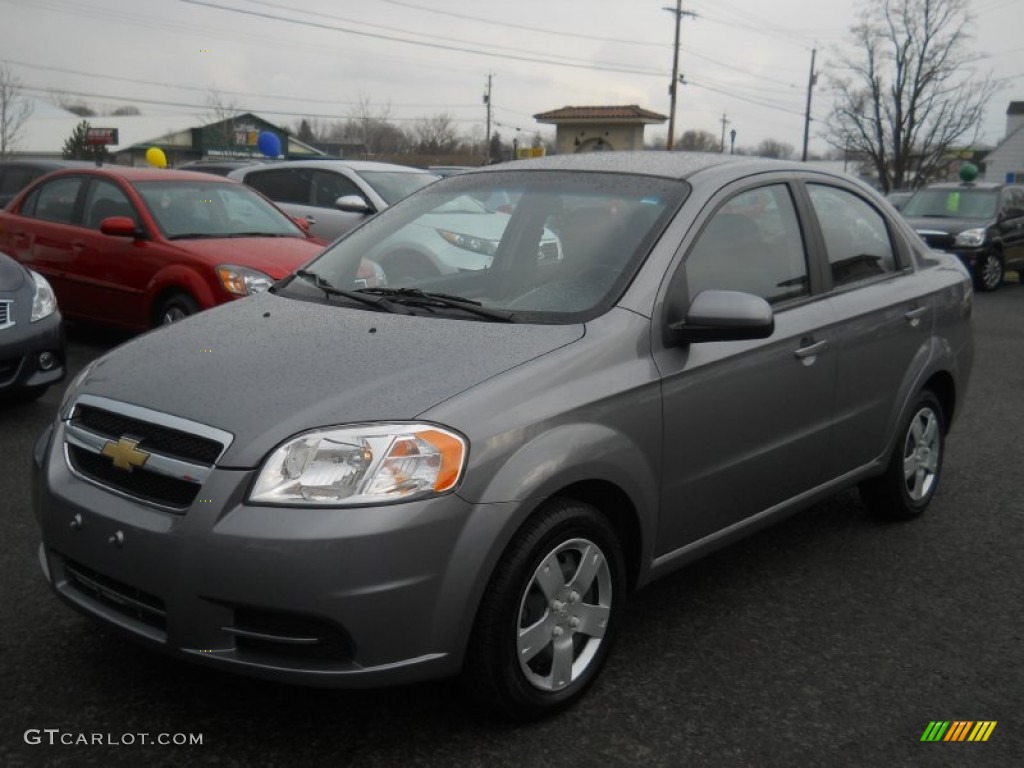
<box><xmin>685</xmin><ymin>184</ymin><xmax>809</xmax><ymax>304</ymax></box>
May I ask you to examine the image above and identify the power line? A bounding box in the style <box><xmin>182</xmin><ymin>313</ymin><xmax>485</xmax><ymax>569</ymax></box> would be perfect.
<box><xmin>177</xmin><ymin>0</ymin><xmax>670</xmax><ymax>78</ymax></box>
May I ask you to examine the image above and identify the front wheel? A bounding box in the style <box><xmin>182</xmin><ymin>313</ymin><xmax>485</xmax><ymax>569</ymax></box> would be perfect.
<box><xmin>155</xmin><ymin>292</ymin><xmax>200</xmax><ymax>326</ymax></box>
<box><xmin>462</xmin><ymin>499</ymin><xmax>625</xmax><ymax>720</ymax></box>
<box><xmin>859</xmin><ymin>390</ymin><xmax>946</xmax><ymax>520</ymax></box>
<box><xmin>973</xmin><ymin>251</ymin><xmax>1003</xmax><ymax>292</ymax></box>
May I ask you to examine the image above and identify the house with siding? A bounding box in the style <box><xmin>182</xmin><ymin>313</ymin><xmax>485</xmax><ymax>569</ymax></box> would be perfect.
<box><xmin>983</xmin><ymin>102</ymin><xmax>1024</xmax><ymax>183</ymax></box>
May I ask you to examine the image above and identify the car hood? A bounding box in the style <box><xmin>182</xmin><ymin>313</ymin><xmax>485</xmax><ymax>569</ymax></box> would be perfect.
<box><xmin>71</xmin><ymin>291</ymin><xmax>584</xmax><ymax>467</ymax></box>
<box><xmin>0</xmin><ymin>253</ymin><xmax>27</xmax><ymax>292</ymax></box>
<box><xmin>168</xmin><ymin>236</ymin><xmax>323</xmax><ymax>278</ymax></box>
<box><xmin>904</xmin><ymin>216</ymin><xmax>988</xmax><ymax>235</ymax></box>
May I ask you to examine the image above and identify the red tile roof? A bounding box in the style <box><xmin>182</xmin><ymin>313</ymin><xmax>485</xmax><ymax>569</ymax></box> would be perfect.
<box><xmin>533</xmin><ymin>105</ymin><xmax>668</xmax><ymax>123</ymax></box>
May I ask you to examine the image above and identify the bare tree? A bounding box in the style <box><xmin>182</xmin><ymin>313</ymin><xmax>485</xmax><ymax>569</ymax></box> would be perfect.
<box><xmin>205</xmin><ymin>89</ymin><xmax>243</xmax><ymax>156</ymax></box>
<box><xmin>0</xmin><ymin>64</ymin><xmax>33</xmax><ymax>159</ymax></box>
<box><xmin>678</xmin><ymin>130</ymin><xmax>719</xmax><ymax>152</ymax></box>
<box><xmin>412</xmin><ymin>113</ymin><xmax>459</xmax><ymax>154</ymax></box>
<box><xmin>756</xmin><ymin>138</ymin><xmax>795</xmax><ymax>159</ymax></box>
<box><xmin>346</xmin><ymin>94</ymin><xmax>407</xmax><ymax>156</ymax></box>
<box><xmin>824</xmin><ymin>0</ymin><xmax>996</xmax><ymax>192</ymax></box>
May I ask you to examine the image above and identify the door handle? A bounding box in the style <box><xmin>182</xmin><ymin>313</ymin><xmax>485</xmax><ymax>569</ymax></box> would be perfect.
<box><xmin>794</xmin><ymin>339</ymin><xmax>828</xmax><ymax>361</ymax></box>
<box><xmin>904</xmin><ymin>306</ymin><xmax>928</xmax><ymax>327</ymax></box>
<box><xmin>305</xmin><ymin>216</ymin><xmax>317</xmax><ymax>225</ymax></box>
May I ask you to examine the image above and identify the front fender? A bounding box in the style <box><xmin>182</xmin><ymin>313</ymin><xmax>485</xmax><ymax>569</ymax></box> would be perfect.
<box><xmin>145</xmin><ymin>264</ymin><xmax>219</xmax><ymax>310</ymax></box>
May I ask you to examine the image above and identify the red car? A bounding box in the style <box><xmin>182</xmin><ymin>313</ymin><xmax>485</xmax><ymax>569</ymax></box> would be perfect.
<box><xmin>0</xmin><ymin>167</ymin><xmax>327</xmax><ymax>330</ymax></box>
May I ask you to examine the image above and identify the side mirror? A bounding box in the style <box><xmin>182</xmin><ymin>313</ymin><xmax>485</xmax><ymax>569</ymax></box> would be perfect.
<box><xmin>99</xmin><ymin>216</ymin><xmax>141</xmax><ymax>238</ymax></box>
<box><xmin>335</xmin><ymin>195</ymin><xmax>375</xmax><ymax>215</ymax></box>
<box><xmin>666</xmin><ymin>289</ymin><xmax>774</xmax><ymax>346</ymax></box>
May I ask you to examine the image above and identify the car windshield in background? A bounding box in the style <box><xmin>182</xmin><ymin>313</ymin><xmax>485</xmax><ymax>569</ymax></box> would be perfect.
<box><xmin>902</xmin><ymin>188</ymin><xmax>999</xmax><ymax>219</ymax></box>
<box><xmin>284</xmin><ymin>170</ymin><xmax>688</xmax><ymax>322</ymax></box>
<box><xmin>133</xmin><ymin>180</ymin><xmax>304</xmax><ymax>239</ymax></box>
<box><xmin>357</xmin><ymin>171</ymin><xmax>439</xmax><ymax>204</ymax></box>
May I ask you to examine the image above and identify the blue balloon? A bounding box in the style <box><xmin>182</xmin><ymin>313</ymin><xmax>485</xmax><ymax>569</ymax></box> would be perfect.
<box><xmin>257</xmin><ymin>131</ymin><xmax>282</xmax><ymax>157</ymax></box>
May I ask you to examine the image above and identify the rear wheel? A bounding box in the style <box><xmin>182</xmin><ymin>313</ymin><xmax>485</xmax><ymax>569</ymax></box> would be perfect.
<box><xmin>973</xmin><ymin>251</ymin><xmax>1003</xmax><ymax>292</ymax></box>
<box><xmin>155</xmin><ymin>292</ymin><xmax>200</xmax><ymax>326</ymax></box>
<box><xmin>859</xmin><ymin>390</ymin><xmax>945</xmax><ymax>520</ymax></box>
<box><xmin>462</xmin><ymin>498</ymin><xmax>625</xmax><ymax>720</ymax></box>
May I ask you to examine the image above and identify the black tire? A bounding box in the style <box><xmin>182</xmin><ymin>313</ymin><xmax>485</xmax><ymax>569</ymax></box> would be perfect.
<box><xmin>859</xmin><ymin>390</ymin><xmax>946</xmax><ymax>520</ymax></box>
<box><xmin>973</xmin><ymin>251</ymin><xmax>1003</xmax><ymax>292</ymax></box>
<box><xmin>155</xmin><ymin>292</ymin><xmax>200</xmax><ymax>326</ymax></box>
<box><xmin>462</xmin><ymin>498</ymin><xmax>625</xmax><ymax>720</ymax></box>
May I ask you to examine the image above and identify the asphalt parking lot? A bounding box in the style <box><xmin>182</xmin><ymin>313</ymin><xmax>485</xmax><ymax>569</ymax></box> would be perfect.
<box><xmin>1</xmin><ymin>282</ymin><xmax>1021</xmax><ymax>768</ymax></box>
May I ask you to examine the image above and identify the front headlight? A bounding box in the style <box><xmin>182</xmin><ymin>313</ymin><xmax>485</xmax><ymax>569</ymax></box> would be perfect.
<box><xmin>437</xmin><ymin>229</ymin><xmax>499</xmax><ymax>257</ymax></box>
<box><xmin>250</xmin><ymin>423</ymin><xmax>467</xmax><ymax>506</ymax></box>
<box><xmin>954</xmin><ymin>228</ymin><xmax>986</xmax><ymax>247</ymax></box>
<box><xmin>216</xmin><ymin>264</ymin><xmax>274</xmax><ymax>296</ymax></box>
<box><xmin>30</xmin><ymin>270</ymin><xmax>57</xmax><ymax>322</ymax></box>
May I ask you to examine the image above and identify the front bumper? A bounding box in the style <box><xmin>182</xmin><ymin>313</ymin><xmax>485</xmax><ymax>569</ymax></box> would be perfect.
<box><xmin>0</xmin><ymin>311</ymin><xmax>65</xmax><ymax>394</ymax></box>
<box><xmin>33</xmin><ymin>420</ymin><xmax>516</xmax><ymax>688</ymax></box>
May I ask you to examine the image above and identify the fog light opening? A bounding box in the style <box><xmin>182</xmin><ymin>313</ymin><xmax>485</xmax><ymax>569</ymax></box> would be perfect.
<box><xmin>38</xmin><ymin>351</ymin><xmax>58</xmax><ymax>371</ymax></box>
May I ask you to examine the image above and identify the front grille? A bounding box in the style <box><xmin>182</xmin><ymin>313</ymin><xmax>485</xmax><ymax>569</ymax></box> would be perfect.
<box><xmin>0</xmin><ymin>299</ymin><xmax>12</xmax><ymax>329</ymax></box>
<box><xmin>62</xmin><ymin>556</ymin><xmax>167</xmax><ymax>632</ymax></box>
<box><xmin>73</xmin><ymin>405</ymin><xmax>223</xmax><ymax>464</ymax></box>
<box><xmin>68</xmin><ymin>445</ymin><xmax>200</xmax><ymax>508</ymax></box>
<box><xmin>228</xmin><ymin>607</ymin><xmax>353</xmax><ymax>662</ymax></box>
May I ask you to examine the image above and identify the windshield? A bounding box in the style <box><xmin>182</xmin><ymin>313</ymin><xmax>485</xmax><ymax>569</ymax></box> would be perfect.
<box><xmin>902</xmin><ymin>187</ymin><xmax>999</xmax><ymax>219</ymax></box>
<box><xmin>134</xmin><ymin>180</ymin><xmax>305</xmax><ymax>239</ymax></box>
<box><xmin>278</xmin><ymin>170</ymin><xmax>688</xmax><ymax>323</ymax></box>
<box><xmin>357</xmin><ymin>171</ymin><xmax>439</xmax><ymax>205</ymax></box>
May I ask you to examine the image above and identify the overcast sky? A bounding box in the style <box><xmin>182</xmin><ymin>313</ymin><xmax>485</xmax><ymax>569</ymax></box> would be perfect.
<box><xmin>2</xmin><ymin>0</ymin><xmax>1021</xmax><ymax>155</ymax></box>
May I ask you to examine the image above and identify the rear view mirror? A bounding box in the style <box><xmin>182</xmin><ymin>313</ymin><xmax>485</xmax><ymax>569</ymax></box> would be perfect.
<box><xmin>335</xmin><ymin>195</ymin><xmax>374</xmax><ymax>215</ymax></box>
<box><xmin>666</xmin><ymin>289</ymin><xmax>774</xmax><ymax>345</ymax></box>
<box><xmin>99</xmin><ymin>216</ymin><xmax>141</xmax><ymax>238</ymax></box>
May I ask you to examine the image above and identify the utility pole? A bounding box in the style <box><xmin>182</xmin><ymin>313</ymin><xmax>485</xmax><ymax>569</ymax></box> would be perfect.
<box><xmin>801</xmin><ymin>48</ymin><xmax>817</xmax><ymax>162</ymax></box>
<box><xmin>483</xmin><ymin>73</ymin><xmax>493</xmax><ymax>165</ymax></box>
<box><xmin>719</xmin><ymin>113</ymin><xmax>730</xmax><ymax>153</ymax></box>
<box><xmin>664</xmin><ymin>1</ymin><xmax>695</xmax><ymax>151</ymax></box>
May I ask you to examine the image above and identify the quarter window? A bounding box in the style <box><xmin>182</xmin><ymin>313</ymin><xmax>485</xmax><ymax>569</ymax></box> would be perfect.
<box><xmin>685</xmin><ymin>184</ymin><xmax>809</xmax><ymax>304</ymax></box>
<box><xmin>807</xmin><ymin>184</ymin><xmax>896</xmax><ymax>287</ymax></box>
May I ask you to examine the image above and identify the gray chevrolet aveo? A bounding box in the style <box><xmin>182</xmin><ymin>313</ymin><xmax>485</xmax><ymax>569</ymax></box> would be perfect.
<box><xmin>33</xmin><ymin>152</ymin><xmax>973</xmax><ymax>719</ymax></box>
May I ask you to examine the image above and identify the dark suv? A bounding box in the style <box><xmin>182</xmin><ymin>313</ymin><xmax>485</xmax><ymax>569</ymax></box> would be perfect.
<box><xmin>902</xmin><ymin>181</ymin><xmax>1024</xmax><ymax>291</ymax></box>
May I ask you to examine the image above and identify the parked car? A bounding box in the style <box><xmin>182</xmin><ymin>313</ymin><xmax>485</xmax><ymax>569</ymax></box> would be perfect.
<box><xmin>229</xmin><ymin>160</ymin><xmax>439</xmax><ymax>241</ymax></box>
<box><xmin>901</xmin><ymin>179</ymin><xmax>1024</xmax><ymax>291</ymax></box>
<box><xmin>885</xmin><ymin>189</ymin><xmax>915</xmax><ymax>211</ymax></box>
<box><xmin>0</xmin><ymin>167</ymin><xmax>327</xmax><ymax>330</ymax></box>
<box><xmin>34</xmin><ymin>152</ymin><xmax>973</xmax><ymax>720</ymax></box>
<box><xmin>177</xmin><ymin>159</ymin><xmax>267</xmax><ymax>177</ymax></box>
<box><xmin>0</xmin><ymin>159</ymin><xmax>94</xmax><ymax>208</ymax></box>
<box><xmin>0</xmin><ymin>250</ymin><xmax>65</xmax><ymax>402</ymax></box>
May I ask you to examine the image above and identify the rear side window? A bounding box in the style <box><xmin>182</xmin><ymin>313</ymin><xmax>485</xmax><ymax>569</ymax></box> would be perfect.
<box><xmin>244</xmin><ymin>169</ymin><xmax>310</xmax><ymax>205</ymax></box>
<box><xmin>807</xmin><ymin>184</ymin><xmax>896</xmax><ymax>288</ymax></box>
<box><xmin>685</xmin><ymin>184</ymin><xmax>809</xmax><ymax>304</ymax></box>
<box><xmin>30</xmin><ymin>177</ymin><xmax>83</xmax><ymax>225</ymax></box>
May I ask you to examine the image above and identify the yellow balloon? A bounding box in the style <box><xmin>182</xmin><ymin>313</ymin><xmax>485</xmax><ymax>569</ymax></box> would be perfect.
<box><xmin>145</xmin><ymin>147</ymin><xmax>167</xmax><ymax>168</ymax></box>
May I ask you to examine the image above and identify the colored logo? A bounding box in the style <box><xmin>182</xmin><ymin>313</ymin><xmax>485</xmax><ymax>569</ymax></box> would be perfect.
<box><xmin>100</xmin><ymin>437</ymin><xmax>150</xmax><ymax>472</ymax></box>
<box><xmin>920</xmin><ymin>721</ymin><xmax>997</xmax><ymax>742</ymax></box>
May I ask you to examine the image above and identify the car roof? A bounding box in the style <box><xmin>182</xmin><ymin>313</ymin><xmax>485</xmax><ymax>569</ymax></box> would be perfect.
<box><xmin>917</xmin><ymin>182</ymin><xmax>1008</xmax><ymax>191</ymax></box>
<box><xmin>475</xmin><ymin>151</ymin><xmax>809</xmax><ymax>182</ymax></box>
<box><xmin>244</xmin><ymin>159</ymin><xmax>434</xmax><ymax>174</ymax></box>
<box><xmin>27</xmin><ymin>166</ymin><xmax>240</xmax><ymax>183</ymax></box>
<box><xmin>0</xmin><ymin>158</ymin><xmax>97</xmax><ymax>171</ymax></box>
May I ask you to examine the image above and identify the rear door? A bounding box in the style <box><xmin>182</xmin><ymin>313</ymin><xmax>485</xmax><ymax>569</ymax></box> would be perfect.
<box><xmin>800</xmin><ymin>180</ymin><xmax>933</xmax><ymax>478</ymax></box>
<box><xmin>242</xmin><ymin>167</ymin><xmax>367</xmax><ymax>241</ymax></box>
<box><xmin>3</xmin><ymin>175</ymin><xmax>87</xmax><ymax>316</ymax></box>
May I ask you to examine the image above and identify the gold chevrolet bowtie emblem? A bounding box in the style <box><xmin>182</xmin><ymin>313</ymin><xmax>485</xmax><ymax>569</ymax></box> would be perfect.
<box><xmin>100</xmin><ymin>437</ymin><xmax>150</xmax><ymax>471</ymax></box>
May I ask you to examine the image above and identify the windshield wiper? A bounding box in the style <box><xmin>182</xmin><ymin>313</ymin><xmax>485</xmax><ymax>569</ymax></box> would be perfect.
<box><xmin>219</xmin><ymin>232</ymin><xmax>295</xmax><ymax>238</ymax></box>
<box><xmin>293</xmin><ymin>270</ymin><xmax>414</xmax><ymax>314</ymax></box>
<box><xmin>166</xmin><ymin>233</ymin><xmax>223</xmax><ymax>240</ymax></box>
<box><xmin>357</xmin><ymin>287</ymin><xmax>516</xmax><ymax>322</ymax></box>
